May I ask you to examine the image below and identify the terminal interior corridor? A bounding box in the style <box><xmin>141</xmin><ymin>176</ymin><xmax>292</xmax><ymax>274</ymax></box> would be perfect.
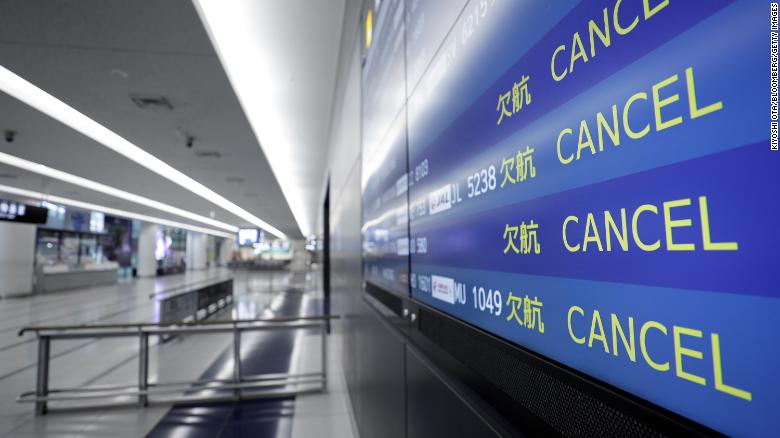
<box><xmin>0</xmin><ymin>269</ymin><xmax>356</xmax><ymax>438</ymax></box>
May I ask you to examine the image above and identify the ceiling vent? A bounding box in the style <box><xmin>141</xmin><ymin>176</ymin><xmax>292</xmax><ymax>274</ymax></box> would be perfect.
<box><xmin>244</xmin><ymin>192</ymin><xmax>259</xmax><ymax>198</ymax></box>
<box><xmin>194</xmin><ymin>150</ymin><xmax>222</xmax><ymax>158</ymax></box>
<box><xmin>0</xmin><ymin>173</ymin><xmax>17</xmax><ymax>179</ymax></box>
<box><xmin>226</xmin><ymin>177</ymin><xmax>245</xmax><ymax>183</ymax></box>
<box><xmin>130</xmin><ymin>94</ymin><xmax>174</xmax><ymax>111</ymax></box>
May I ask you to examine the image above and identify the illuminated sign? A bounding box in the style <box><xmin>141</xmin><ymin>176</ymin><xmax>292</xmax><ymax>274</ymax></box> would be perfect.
<box><xmin>363</xmin><ymin>0</ymin><xmax>776</xmax><ymax>436</ymax></box>
<box><xmin>0</xmin><ymin>199</ymin><xmax>47</xmax><ymax>224</ymax></box>
<box><xmin>361</xmin><ymin>0</ymin><xmax>409</xmax><ymax>297</ymax></box>
<box><xmin>237</xmin><ymin>228</ymin><xmax>259</xmax><ymax>246</ymax></box>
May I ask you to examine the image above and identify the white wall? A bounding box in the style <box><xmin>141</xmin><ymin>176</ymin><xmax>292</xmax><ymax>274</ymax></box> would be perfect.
<box><xmin>0</xmin><ymin>222</ymin><xmax>36</xmax><ymax>297</ymax></box>
<box><xmin>318</xmin><ymin>4</ymin><xmax>363</xmax><ymax>432</ymax></box>
<box><xmin>137</xmin><ymin>222</ymin><xmax>157</xmax><ymax>277</ymax></box>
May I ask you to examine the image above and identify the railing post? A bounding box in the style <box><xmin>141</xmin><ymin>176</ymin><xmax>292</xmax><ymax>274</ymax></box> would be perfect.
<box><xmin>321</xmin><ymin>319</ymin><xmax>328</xmax><ymax>391</ymax></box>
<box><xmin>35</xmin><ymin>335</ymin><xmax>50</xmax><ymax>416</ymax></box>
<box><xmin>138</xmin><ymin>331</ymin><xmax>149</xmax><ymax>407</ymax></box>
<box><xmin>233</xmin><ymin>323</ymin><xmax>241</xmax><ymax>399</ymax></box>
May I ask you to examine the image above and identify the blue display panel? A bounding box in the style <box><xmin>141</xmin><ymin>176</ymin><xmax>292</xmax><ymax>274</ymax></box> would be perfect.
<box><xmin>362</xmin><ymin>0</ymin><xmax>410</xmax><ymax>295</ymax></box>
<box><xmin>406</xmin><ymin>1</ymin><xmax>776</xmax><ymax>436</ymax></box>
<box><xmin>405</xmin><ymin>0</ymin><xmax>468</xmax><ymax>93</ymax></box>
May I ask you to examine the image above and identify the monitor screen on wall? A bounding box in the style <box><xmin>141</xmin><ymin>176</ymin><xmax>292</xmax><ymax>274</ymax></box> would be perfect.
<box><xmin>361</xmin><ymin>0</ymin><xmax>410</xmax><ymax>296</ymax></box>
<box><xmin>0</xmin><ymin>199</ymin><xmax>47</xmax><ymax>224</ymax></box>
<box><xmin>362</xmin><ymin>0</ymin><xmax>776</xmax><ymax>436</ymax></box>
<box><xmin>238</xmin><ymin>228</ymin><xmax>259</xmax><ymax>247</ymax></box>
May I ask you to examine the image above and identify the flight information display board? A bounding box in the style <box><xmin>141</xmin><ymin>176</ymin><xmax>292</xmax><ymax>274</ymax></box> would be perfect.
<box><xmin>361</xmin><ymin>0</ymin><xmax>409</xmax><ymax>296</ymax></box>
<box><xmin>404</xmin><ymin>1</ymin><xmax>776</xmax><ymax>436</ymax></box>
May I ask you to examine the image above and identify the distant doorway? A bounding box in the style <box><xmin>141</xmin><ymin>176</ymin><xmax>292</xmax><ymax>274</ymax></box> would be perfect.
<box><xmin>323</xmin><ymin>179</ymin><xmax>331</xmax><ymax>331</ymax></box>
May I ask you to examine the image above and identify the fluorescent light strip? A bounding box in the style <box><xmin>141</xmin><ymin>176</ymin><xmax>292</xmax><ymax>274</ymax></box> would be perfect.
<box><xmin>0</xmin><ymin>65</ymin><xmax>286</xmax><ymax>239</ymax></box>
<box><xmin>0</xmin><ymin>183</ymin><xmax>233</xmax><ymax>239</ymax></box>
<box><xmin>0</xmin><ymin>151</ymin><xmax>238</xmax><ymax>233</ymax></box>
<box><xmin>193</xmin><ymin>1</ymin><xmax>312</xmax><ymax>237</ymax></box>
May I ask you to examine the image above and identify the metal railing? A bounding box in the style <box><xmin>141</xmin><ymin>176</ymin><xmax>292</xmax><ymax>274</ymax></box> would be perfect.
<box><xmin>17</xmin><ymin>315</ymin><xmax>337</xmax><ymax>415</ymax></box>
<box><xmin>147</xmin><ymin>275</ymin><xmax>233</xmax><ymax>300</ymax></box>
<box><xmin>151</xmin><ymin>276</ymin><xmax>234</xmax><ymax>323</ymax></box>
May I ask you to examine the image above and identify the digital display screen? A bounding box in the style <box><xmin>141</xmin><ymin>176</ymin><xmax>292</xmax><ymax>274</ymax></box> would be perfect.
<box><xmin>154</xmin><ymin>229</ymin><xmax>171</xmax><ymax>262</ymax></box>
<box><xmin>361</xmin><ymin>0</ymin><xmax>409</xmax><ymax>296</ymax></box>
<box><xmin>89</xmin><ymin>211</ymin><xmax>105</xmax><ymax>233</ymax></box>
<box><xmin>362</xmin><ymin>0</ymin><xmax>776</xmax><ymax>436</ymax></box>
<box><xmin>238</xmin><ymin>228</ymin><xmax>259</xmax><ymax>246</ymax></box>
<box><xmin>0</xmin><ymin>199</ymin><xmax>47</xmax><ymax>224</ymax></box>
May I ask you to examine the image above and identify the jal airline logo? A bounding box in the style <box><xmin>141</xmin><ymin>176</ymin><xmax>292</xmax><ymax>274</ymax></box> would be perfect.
<box><xmin>428</xmin><ymin>185</ymin><xmax>452</xmax><ymax>215</ymax></box>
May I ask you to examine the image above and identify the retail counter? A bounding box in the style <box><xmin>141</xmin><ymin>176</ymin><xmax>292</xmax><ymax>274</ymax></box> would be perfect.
<box><xmin>35</xmin><ymin>262</ymin><xmax>118</xmax><ymax>293</ymax></box>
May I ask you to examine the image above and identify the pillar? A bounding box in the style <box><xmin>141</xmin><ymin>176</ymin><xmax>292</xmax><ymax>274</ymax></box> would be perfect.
<box><xmin>0</xmin><ymin>222</ymin><xmax>36</xmax><ymax>297</ymax></box>
<box><xmin>137</xmin><ymin>222</ymin><xmax>157</xmax><ymax>277</ymax></box>
<box><xmin>289</xmin><ymin>239</ymin><xmax>308</xmax><ymax>271</ymax></box>
<box><xmin>219</xmin><ymin>238</ymin><xmax>235</xmax><ymax>267</ymax></box>
<box><xmin>186</xmin><ymin>231</ymin><xmax>207</xmax><ymax>270</ymax></box>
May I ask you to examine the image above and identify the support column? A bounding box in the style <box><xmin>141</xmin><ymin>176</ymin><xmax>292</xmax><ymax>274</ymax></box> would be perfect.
<box><xmin>137</xmin><ymin>222</ymin><xmax>157</xmax><ymax>277</ymax></box>
<box><xmin>0</xmin><ymin>222</ymin><xmax>35</xmax><ymax>297</ymax></box>
<box><xmin>219</xmin><ymin>238</ymin><xmax>235</xmax><ymax>267</ymax></box>
<box><xmin>186</xmin><ymin>232</ymin><xmax>207</xmax><ymax>270</ymax></box>
<box><xmin>289</xmin><ymin>239</ymin><xmax>308</xmax><ymax>271</ymax></box>
<box><xmin>0</xmin><ymin>222</ymin><xmax>36</xmax><ymax>297</ymax></box>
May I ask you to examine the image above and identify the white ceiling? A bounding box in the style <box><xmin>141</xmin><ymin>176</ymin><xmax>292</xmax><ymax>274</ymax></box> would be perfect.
<box><xmin>0</xmin><ymin>0</ymin><xmax>347</xmax><ymax>239</ymax></box>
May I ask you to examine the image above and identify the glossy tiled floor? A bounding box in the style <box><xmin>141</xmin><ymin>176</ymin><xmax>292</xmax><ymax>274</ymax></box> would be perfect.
<box><xmin>0</xmin><ymin>268</ymin><xmax>357</xmax><ymax>438</ymax></box>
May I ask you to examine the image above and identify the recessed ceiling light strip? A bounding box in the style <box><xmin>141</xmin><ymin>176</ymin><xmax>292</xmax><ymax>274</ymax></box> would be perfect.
<box><xmin>0</xmin><ymin>183</ymin><xmax>234</xmax><ymax>239</ymax></box>
<box><xmin>193</xmin><ymin>1</ymin><xmax>311</xmax><ymax>237</ymax></box>
<box><xmin>0</xmin><ymin>65</ymin><xmax>286</xmax><ymax>239</ymax></box>
<box><xmin>0</xmin><ymin>151</ymin><xmax>238</xmax><ymax>233</ymax></box>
